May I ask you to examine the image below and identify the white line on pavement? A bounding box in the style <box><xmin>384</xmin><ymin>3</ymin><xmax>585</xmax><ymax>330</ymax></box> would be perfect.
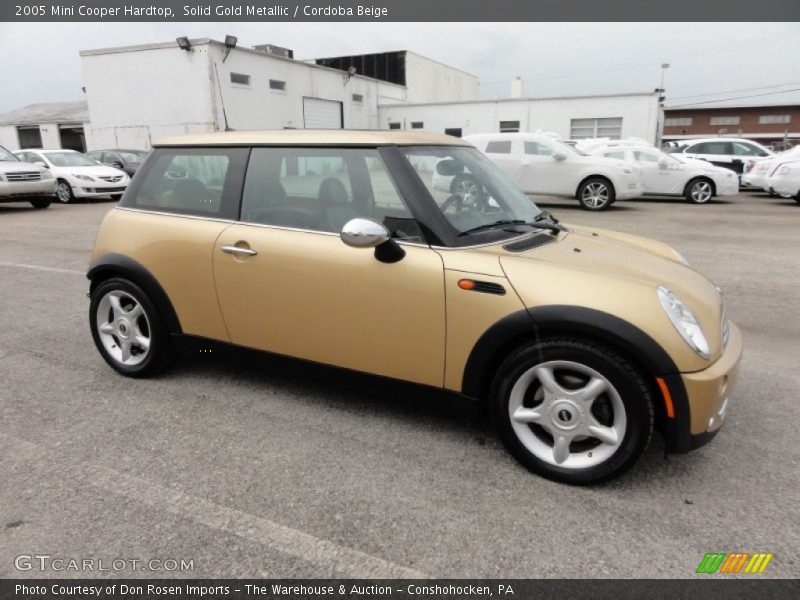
<box><xmin>0</xmin><ymin>261</ymin><xmax>84</xmax><ymax>275</ymax></box>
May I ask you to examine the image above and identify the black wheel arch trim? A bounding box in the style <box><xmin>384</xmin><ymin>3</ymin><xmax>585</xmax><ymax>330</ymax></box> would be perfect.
<box><xmin>461</xmin><ymin>305</ymin><xmax>693</xmax><ymax>453</ymax></box>
<box><xmin>87</xmin><ymin>253</ymin><xmax>182</xmax><ymax>335</ymax></box>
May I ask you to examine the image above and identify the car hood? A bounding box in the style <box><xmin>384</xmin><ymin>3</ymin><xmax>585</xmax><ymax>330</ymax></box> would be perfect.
<box><xmin>498</xmin><ymin>225</ymin><xmax>725</xmax><ymax>369</ymax></box>
<box><xmin>0</xmin><ymin>160</ymin><xmax>47</xmax><ymax>174</ymax></box>
<box><xmin>62</xmin><ymin>165</ymin><xmax>128</xmax><ymax>178</ymax></box>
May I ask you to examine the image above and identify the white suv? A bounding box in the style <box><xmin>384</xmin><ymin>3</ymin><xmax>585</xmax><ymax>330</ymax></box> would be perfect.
<box><xmin>460</xmin><ymin>133</ymin><xmax>644</xmax><ymax>210</ymax></box>
<box><xmin>672</xmin><ymin>138</ymin><xmax>772</xmax><ymax>182</ymax></box>
<box><xmin>0</xmin><ymin>145</ymin><xmax>57</xmax><ymax>209</ymax></box>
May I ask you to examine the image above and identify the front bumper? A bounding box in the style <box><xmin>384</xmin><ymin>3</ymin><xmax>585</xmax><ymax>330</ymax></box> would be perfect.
<box><xmin>73</xmin><ymin>183</ymin><xmax>128</xmax><ymax>198</ymax></box>
<box><xmin>0</xmin><ymin>179</ymin><xmax>57</xmax><ymax>201</ymax></box>
<box><xmin>682</xmin><ymin>321</ymin><xmax>743</xmax><ymax>446</ymax></box>
<box><xmin>772</xmin><ymin>179</ymin><xmax>799</xmax><ymax>198</ymax></box>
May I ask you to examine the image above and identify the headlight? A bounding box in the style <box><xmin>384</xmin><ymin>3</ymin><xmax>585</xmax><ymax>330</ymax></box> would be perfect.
<box><xmin>657</xmin><ymin>286</ymin><xmax>710</xmax><ymax>359</ymax></box>
<box><xmin>41</xmin><ymin>170</ymin><xmax>54</xmax><ymax>180</ymax></box>
<box><xmin>671</xmin><ymin>248</ymin><xmax>689</xmax><ymax>265</ymax></box>
<box><xmin>72</xmin><ymin>174</ymin><xmax>94</xmax><ymax>182</ymax></box>
<box><xmin>0</xmin><ymin>173</ymin><xmax>5</xmax><ymax>182</ymax></box>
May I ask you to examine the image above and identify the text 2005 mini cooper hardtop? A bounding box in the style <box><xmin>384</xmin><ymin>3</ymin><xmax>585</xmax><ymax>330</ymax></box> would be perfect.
<box><xmin>88</xmin><ymin>130</ymin><xmax>742</xmax><ymax>484</ymax></box>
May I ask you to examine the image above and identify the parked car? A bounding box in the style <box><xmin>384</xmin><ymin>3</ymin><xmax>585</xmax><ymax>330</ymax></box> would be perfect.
<box><xmin>585</xmin><ymin>141</ymin><xmax>738</xmax><ymax>203</ymax></box>
<box><xmin>671</xmin><ymin>137</ymin><xmax>772</xmax><ymax>180</ymax></box>
<box><xmin>87</xmin><ymin>130</ymin><xmax>741</xmax><ymax>484</ymax></box>
<box><xmin>764</xmin><ymin>159</ymin><xmax>800</xmax><ymax>203</ymax></box>
<box><xmin>0</xmin><ymin>145</ymin><xmax>57</xmax><ymax>209</ymax></box>
<box><xmin>14</xmin><ymin>149</ymin><xmax>130</xmax><ymax>203</ymax></box>
<box><xmin>455</xmin><ymin>133</ymin><xmax>644</xmax><ymax>211</ymax></box>
<box><xmin>741</xmin><ymin>146</ymin><xmax>800</xmax><ymax>194</ymax></box>
<box><xmin>86</xmin><ymin>149</ymin><xmax>149</xmax><ymax>177</ymax></box>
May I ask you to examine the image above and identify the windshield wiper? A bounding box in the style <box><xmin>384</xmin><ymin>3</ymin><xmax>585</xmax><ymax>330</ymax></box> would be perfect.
<box><xmin>458</xmin><ymin>220</ymin><xmax>528</xmax><ymax>236</ymax></box>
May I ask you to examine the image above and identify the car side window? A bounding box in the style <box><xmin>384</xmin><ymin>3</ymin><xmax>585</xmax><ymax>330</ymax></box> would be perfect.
<box><xmin>524</xmin><ymin>141</ymin><xmax>554</xmax><ymax>156</ymax></box>
<box><xmin>485</xmin><ymin>141</ymin><xmax>512</xmax><ymax>154</ymax></box>
<box><xmin>121</xmin><ymin>148</ymin><xmax>248</xmax><ymax>220</ymax></box>
<box><xmin>694</xmin><ymin>142</ymin><xmax>731</xmax><ymax>155</ymax></box>
<box><xmin>633</xmin><ymin>151</ymin><xmax>659</xmax><ymax>162</ymax></box>
<box><xmin>605</xmin><ymin>151</ymin><xmax>627</xmax><ymax>160</ymax></box>
<box><xmin>732</xmin><ymin>142</ymin><xmax>767</xmax><ymax>157</ymax></box>
<box><xmin>240</xmin><ymin>147</ymin><xmax>424</xmax><ymax>242</ymax></box>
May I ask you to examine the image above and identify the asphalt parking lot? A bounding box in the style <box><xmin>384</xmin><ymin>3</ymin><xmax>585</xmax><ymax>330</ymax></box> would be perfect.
<box><xmin>1</xmin><ymin>192</ymin><xmax>798</xmax><ymax>579</ymax></box>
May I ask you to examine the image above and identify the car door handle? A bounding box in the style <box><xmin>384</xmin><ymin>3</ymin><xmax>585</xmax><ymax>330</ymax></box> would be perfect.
<box><xmin>221</xmin><ymin>245</ymin><xmax>257</xmax><ymax>256</ymax></box>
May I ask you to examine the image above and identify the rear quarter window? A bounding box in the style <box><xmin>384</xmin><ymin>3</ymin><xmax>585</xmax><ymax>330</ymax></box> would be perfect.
<box><xmin>120</xmin><ymin>147</ymin><xmax>249</xmax><ymax>220</ymax></box>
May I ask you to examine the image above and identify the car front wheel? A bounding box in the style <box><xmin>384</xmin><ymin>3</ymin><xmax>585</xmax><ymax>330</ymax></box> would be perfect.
<box><xmin>685</xmin><ymin>178</ymin><xmax>714</xmax><ymax>204</ymax></box>
<box><xmin>491</xmin><ymin>337</ymin><xmax>654</xmax><ymax>484</ymax></box>
<box><xmin>89</xmin><ymin>278</ymin><xmax>173</xmax><ymax>377</ymax></box>
<box><xmin>577</xmin><ymin>178</ymin><xmax>615</xmax><ymax>210</ymax></box>
<box><xmin>56</xmin><ymin>180</ymin><xmax>74</xmax><ymax>203</ymax></box>
<box><xmin>30</xmin><ymin>198</ymin><xmax>51</xmax><ymax>209</ymax></box>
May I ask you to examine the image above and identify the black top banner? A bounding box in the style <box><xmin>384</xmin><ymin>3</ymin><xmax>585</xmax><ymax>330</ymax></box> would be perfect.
<box><xmin>3</xmin><ymin>0</ymin><xmax>800</xmax><ymax>22</ymax></box>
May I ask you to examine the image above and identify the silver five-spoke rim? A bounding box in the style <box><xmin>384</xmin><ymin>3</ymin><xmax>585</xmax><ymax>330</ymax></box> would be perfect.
<box><xmin>57</xmin><ymin>182</ymin><xmax>71</xmax><ymax>203</ymax></box>
<box><xmin>691</xmin><ymin>181</ymin><xmax>712</xmax><ymax>203</ymax></box>
<box><xmin>508</xmin><ymin>360</ymin><xmax>626</xmax><ymax>469</ymax></box>
<box><xmin>95</xmin><ymin>290</ymin><xmax>151</xmax><ymax>366</ymax></box>
<box><xmin>581</xmin><ymin>182</ymin><xmax>609</xmax><ymax>208</ymax></box>
<box><xmin>454</xmin><ymin>178</ymin><xmax>480</xmax><ymax>204</ymax></box>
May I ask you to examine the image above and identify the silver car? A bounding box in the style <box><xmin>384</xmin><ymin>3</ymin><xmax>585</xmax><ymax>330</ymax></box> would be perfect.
<box><xmin>0</xmin><ymin>145</ymin><xmax>57</xmax><ymax>209</ymax></box>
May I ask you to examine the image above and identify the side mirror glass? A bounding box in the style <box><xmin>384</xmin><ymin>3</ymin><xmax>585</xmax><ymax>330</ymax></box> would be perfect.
<box><xmin>341</xmin><ymin>218</ymin><xmax>390</xmax><ymax>249</ymax></box>
<box><xmin>552</xmin><ymin>151</ymin><xmax>568</xmax><ymax>161</ymax></box>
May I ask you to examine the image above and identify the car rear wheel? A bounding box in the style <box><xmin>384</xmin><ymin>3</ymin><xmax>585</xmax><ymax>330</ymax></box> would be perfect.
<box><xmin>30</xmin><ymin>198</ymin><xmax>51</xmax><ymax>209</ymax></box>
<box><xmin>56</xmin><ymin>180</ymin><xmax>74</xmax><ymax>203</ymax></box>
<box><xmin>577</xmin><ymin>178</ymin><xmax>615</xmax><ymax>211</ymax></box>
<box><xmin>450</xmin><ymin>174</ymin><xmax>483</xmax><ymax>204</ymax></box>
<box><xmin>89</xmin><ymin>278</ymin><xmax>173</xmax><ymax>377</ymax></box>
<box><xmin>491</xmin><ymin>337</ymin><xmax>654</xmax><ymax>484</ymax></box>
<box><xmin>685</xmin><ymin>178</ymin><xmax>714</xmax><ymax>204</ymax></box>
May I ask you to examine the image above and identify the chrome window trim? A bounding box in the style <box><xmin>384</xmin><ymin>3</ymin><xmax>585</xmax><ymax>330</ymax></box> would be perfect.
<box><xmin>115</xmin><ymin>206</ymin><xmax>235</xmax><ymax>224</ymax></box>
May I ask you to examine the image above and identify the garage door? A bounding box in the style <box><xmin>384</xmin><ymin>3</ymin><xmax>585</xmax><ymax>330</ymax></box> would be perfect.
<box><xmin>303</xmin><ymin>98</ymin><xmax>343</xmax><ymax>129</ymax></box>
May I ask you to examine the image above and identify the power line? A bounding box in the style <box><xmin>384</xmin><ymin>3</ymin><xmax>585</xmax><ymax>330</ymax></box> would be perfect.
<box><xmin>668</xmin><ymin>81</ymin><xmax>800</xmax><ymax>101</ymax></box>
<box><xmin>667</xmin><ymin>88</ymin><xmax>800</xmax><ymax>108</ymax></box>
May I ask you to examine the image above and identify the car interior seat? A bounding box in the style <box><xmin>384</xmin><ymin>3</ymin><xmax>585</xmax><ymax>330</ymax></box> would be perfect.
<box><xmin>318</xmin><ymin>177</ymin><xmax>360</xmax><ymax>232</ymax></box>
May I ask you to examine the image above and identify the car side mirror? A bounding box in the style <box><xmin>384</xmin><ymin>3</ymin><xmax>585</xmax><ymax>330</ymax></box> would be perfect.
<box><xmin>341</xmin><ymin>218</ymin><xmax>405</xmax><ymax>264</ymax></box>
<box><xmin>341</xmin><ymin>218</ymin><xmax>390</xmax><ymax>248</ymax></box>
<box><xmin>658</xmin><ymin>158</ymin><xmax>670</xmax><ymax>169</ymax></box>
<box><xmin>111</xmin><ymin>161</ymin><xmax>124</xmax><ymax>169</ymax></box>
<box><xmin>34</xmin><ymin>161</ymin><xmax>48</xmax><ymax>168</ymax></box>
<box><xmin>552</xmin><ymin>151</ymin><xmax>568</xmax><ymax>161</ymax></box>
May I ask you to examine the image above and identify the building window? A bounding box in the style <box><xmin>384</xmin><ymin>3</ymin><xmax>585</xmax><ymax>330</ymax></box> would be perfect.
<box><xmin>230</xmin><ymin>72</ymin><xmax>251</xmax><ymax>86</ymax></box>
<box><xmin>444</xmin><ymin>128</ymin><xmax>462</xmax><ymax>138</ymax></box>
<box><xmin>759</xmin><ymin>114</ymin><xmax>791</xmax><ymax>124</ymax></box>
<box><xmin>664</xmin><ymin>117</ymin><xmax>693</xmax><ymax>127</ymax></box>
<box><xmin>709</xmin><ymin>116</ymin><xmax>740</xmax><ymax>126</ymax></box>
<box><xmin>499</xmin><ymin>120</ymin><xmax>520</xmax><ymax>133</ymax></box>
<box><xmin>570</xmin><ymin>117</ymin><xmax>622</xmax><ymax>139</ymax></box>
<box><xmin>388</xmin><ymin>122</ymin><xmax>402</xmax><ymax>130</ymax></box>
<box><xmin>17</xmin><ymin>126</ymin><xmax>43</xmax><ymax>148</ymax></box>
<box><xmin>269</xmin><ymin>79</ymin><xmax>286</xmax><ymax>92</ymax></box>
<box><xmin>352</xmin><ymin>93</ymin><xmax>364</xmax><ymax>103</ymax></box>
<box><xmin>410</xmin><ymin>122</ymin><xmax>424</xmax><ymax>129</ymax></box>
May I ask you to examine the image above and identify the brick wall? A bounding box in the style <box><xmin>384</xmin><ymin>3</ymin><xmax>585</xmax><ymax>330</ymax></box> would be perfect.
<box><xmin>663</xmin><ymin>105</ymin><xmax>800</xmax><ymax>140</ymax></box>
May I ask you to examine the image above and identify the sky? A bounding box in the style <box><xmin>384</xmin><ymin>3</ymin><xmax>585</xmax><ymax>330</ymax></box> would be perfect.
<box><xmin>1</xmin><ymin>22</ymin><xmax>799</xmax><ymax>114</ymax></box>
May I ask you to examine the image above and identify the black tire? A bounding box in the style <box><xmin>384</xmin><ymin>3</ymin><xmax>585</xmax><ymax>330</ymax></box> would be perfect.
<box><xmin>577</xmin><ymin>177</ymin><xmax>615</xmax><ymax>211</ymax></box>
<box><xmin>56</xmin><ymin>179</ymin><xmax>74</xmax><ymax>203</ymax></box>
<box><xmin>684</xmin><ymin>177</ymin><xmax>714</xmax><ymax>204</ymax></box>
<box><xmin>89</xmin><ymin>277</ymin><xmax>174</xmax><ymax>378</ymax></box>
<box><xmin>795</xmin><ymin>195</ymin><xmax>800</xmax><ymax>205</ymax></box>
<box><xmin>30</xmin><ymin>198</ymin><xmax>51</xmax><ymax>209</ymax></box>
<box><xmin>490</xmin><ymin>337</ymin><xmax>654</xmax><ymax>485</ymax></box>
<box><xmin>450</xmin><ymin>174</ymin><xmax>483</xmax><ymax>203</ymax></box>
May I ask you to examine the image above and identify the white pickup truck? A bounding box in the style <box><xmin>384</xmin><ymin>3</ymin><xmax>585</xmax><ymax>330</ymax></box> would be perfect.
<box><xmin>0</xmin><ymin>145</ymin><xmax>57</xmax><ymax>209</ymax></box>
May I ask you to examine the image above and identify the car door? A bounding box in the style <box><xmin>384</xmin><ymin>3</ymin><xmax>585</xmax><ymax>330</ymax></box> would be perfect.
<box><xmin>632</xmin><ymin>149</ymin><xmax>674</xmax><ymax>194</ymax></box>
<box><xmin>212</xmin><ymin>146</ymin><xmax>446</xmax><ymax>387</ymax></box>
<box><xmin>517</xmin><ymin>139</ymin><xmax>559</xmax><ymax>194</ymax></box>
<box><xmin>687</xmin><ymin>141</ymin><xmax>733</xmax><ymax>170</ymax></box>
<box><xmin>731</xmin><ymin>142</ymin><xmax>768</xmax><ymax>175</ymax></box>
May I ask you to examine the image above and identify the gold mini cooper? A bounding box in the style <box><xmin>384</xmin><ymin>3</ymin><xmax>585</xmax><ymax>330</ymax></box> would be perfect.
<box><xmin>88</xmin><ymin>130</ymin><xmax>742</xmax><ymax>484</ymax></box>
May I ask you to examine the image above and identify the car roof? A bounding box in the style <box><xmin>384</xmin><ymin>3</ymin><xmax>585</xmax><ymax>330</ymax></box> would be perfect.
<box><xmin>154</xmin><ymin>130</ymin><xmax>471</xmax><ymax>147</ymax></box>
<box><xmin>465</xmin><ymin>132</ymin><xmax>555</xmax><ymax>142</ymax></box>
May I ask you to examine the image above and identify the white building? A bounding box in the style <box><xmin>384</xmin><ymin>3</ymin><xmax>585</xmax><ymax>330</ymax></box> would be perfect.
<box><xmin>378</xmin><ymin>92</ymin><xmax>663</xmax><ymax>144</ymax></box>
<box><xmin>0</xmin><ymin>102</ymin><xmax>89</xmax><ymax>151</ymax></box>
<box><xmin>79</xmin><ymin>39</ymin><xmax>479</xmax><ymax>150</ymax></box>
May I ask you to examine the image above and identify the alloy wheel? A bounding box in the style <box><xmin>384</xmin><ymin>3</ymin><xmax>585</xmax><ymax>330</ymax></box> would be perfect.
<box><xmin>507</xmin><ymin>360</ymin><xmax>626</xmax><ymax>469</ymax></box>
<box><xmin>691</xmin><ymin>181</ymin><xmax>713</xmax><ymax>203</ymax></box>
<box><xmin>57</xmin><ymin>182</ymin><xmax>72</xmax><ymax>203</ymax></box>
<box><xmin>581</xmin><ymin>182</ymin><xmax>609</xmax><ymax>208</ymax></box>
<box><xmin>454</xmin><ymin>178</ymin><xmax>481</xmax><ymax>204</ymax></box>
<box><xmin>95</xmin><ymin>290</ymin><xmax>152</xmax><ymax>366</ymax></box>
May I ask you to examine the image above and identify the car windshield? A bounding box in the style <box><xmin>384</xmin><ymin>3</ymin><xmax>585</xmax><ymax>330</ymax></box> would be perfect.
<box><xmin>45</xmin><ymin>152</ymin><xmax>99</xmax><ymax>167</ymax></box>
<box><xmin>120</xmin><ymin>150</ymin><xmax>147</xmax><ymax>163</ymax></box>
<box><xmin>0</xmin><ymin>146</ymin><xmax>18</xmax><ymax>161</ymax></box>
<box><xmin>403</xmin><ymin>145</ymin><xmax>542</xmax><ymax>241</ymax></box>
